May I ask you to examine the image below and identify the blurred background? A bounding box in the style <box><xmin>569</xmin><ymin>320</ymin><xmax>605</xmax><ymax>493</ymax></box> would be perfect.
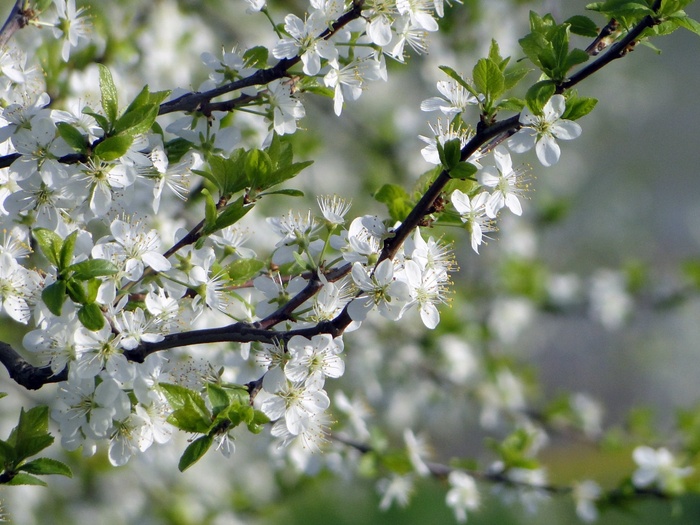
<box><xmin>1</xmin><ymin>0</ymin><xmax>700</xmax><ymax>523</ymax></box>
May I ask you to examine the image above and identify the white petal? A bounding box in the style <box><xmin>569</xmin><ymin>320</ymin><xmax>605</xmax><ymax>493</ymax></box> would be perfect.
<box><xmin>546</xmin><ymin>94</ymin><xmax>566</xmax><ymax>119</ymax></box>
<box><xmin>535</xmin><ymin>135</ymin><xmax>561</xmax><ymax>167</ymax></box>
<box><xmin>420</xmin><ymin>302</ymin><xmax>440</xmax><ymax>329</ymax></box>
<box><xmin>142</xmin><ymin>251</ymin><xmax>171</xmax><ymax>272</ymax></box>
<box><xmin>507</xmin><ymin>129</ymin><xmax>536</xmax><ymax>153</ymax></box>
<box><xmin>505</xmin><ymin>194</ymin><xmax>523</xmax><ymax>216</ymax></box>
<box><xmin>552</xmin><ymin>120</ymin><xmax>582</xmax><ymax>140</ymax></box>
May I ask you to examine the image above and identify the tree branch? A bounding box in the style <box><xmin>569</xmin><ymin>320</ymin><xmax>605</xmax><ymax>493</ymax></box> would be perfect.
<box><xmin>157</xmin><ymin>1</ymin><xmax>366</xmax><ymax>116</ymax></box>
<box><xmin>0</xmin><ymin>0</ymin><xmax>28</xmax><ymax>50</ymax></box>
<box><xmin>0</xmin><ymin>0</ymin><xmax>673</xmax><ymax>391</ymax></box>
<box><xmin>0</xmin><ymin>341</ymin><xmax>66</xmax><ymax>390</ymax></box>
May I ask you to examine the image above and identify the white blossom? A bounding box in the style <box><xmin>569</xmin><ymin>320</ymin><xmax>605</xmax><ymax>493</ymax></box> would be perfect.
<box><xmin>508</xmin><ymin>94</ymin><xmax>581</xmax><ymax>167</ymax></box>
<box><xmin>446</xmin><ymin>471</ymin><xmax>480</xmax><ymax>523</ymax></box>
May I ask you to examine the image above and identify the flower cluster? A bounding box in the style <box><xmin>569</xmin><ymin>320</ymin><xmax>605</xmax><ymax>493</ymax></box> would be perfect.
<box><xmin>420</xmin><ymin>80</ymin><xmax>582</xmax><ymax>253</ymax></box>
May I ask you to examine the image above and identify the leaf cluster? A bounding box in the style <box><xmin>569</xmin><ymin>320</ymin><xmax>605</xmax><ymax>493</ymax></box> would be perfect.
<box><xmin>33</xmin><ymin>228</ymin><xmax>118</xmax><ymax>331</ymax></box>
<box><xmin>196</xmin><ymin>133</ymin><xmax>312</xmax><ymax>237</ymax></box>
<box><xmin>0</xmin><ymin>403</ymin><xmax>72</xmax><ymax>486</ymax></box>
<box><xmin>57</xmin><ymin>65</ymin><xmax>170</xmax><ymax>160</ymax></box>
<box><xmin>160</xmin><ymin>382</ymin><xmax>269</xmax><ymax>471</ymax></box>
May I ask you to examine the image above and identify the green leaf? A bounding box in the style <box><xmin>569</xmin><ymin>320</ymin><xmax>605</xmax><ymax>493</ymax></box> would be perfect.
<box><xmin>178</xmin><ymin>435</ymin><xmax>213</xmax><ymax>472</ymax></box>
<box><xmin>113</xmin><ymin>104</ymin><xmax>159</xmax><ymax>136</ymax></box>
<box><xmin>438</xmin><ymin>65</ymin><xmax>473</xmax><ymax>93</ymax></box>
<box><xmin>565</xmin><ymin>15</ymin><xmax>601</xmax><ymax>37</ymax></box>
<box><xmin>5</xmin><ymin>473</ymin><xmax>47</xmax><ymax>486</ymax></box>
<box><xmin>85</xmin><ymin>278</ymin><xmax>101</xmax><ymax>304</ymax></box>
<box><xmin>66</xmin><ymin>279</ymin><xmax>89</xmax><ymax>304</ymax></box>
<box><xmin>518</xmin><ymin>31</ymin><xmax>551</xmax><ymax>70</ymax></box>
<box><xmin>549</xmin><ymin>24</ymin><xmax>572</xmax><ymax>79</ymax></box>
<box><xmin>473</xmin><ymin>58</ymin><xmax>505</xmax><ymax>104</ymax></box>
<box><xmin>226</xmin><ymin>258</ymin><xmax>265</xmax><ymax>286</ymax></box>
<box><xmin>32</xmin><ymin>228</ymin><xmax>63</xmax><ymax>267</ymax></box>
<box><xmin>124</xmin><ymin>85</ymin><xmax>171</xmax><ymax>114</ymax></box>
<box><xmin>18</xmin><ymin>458</ymin><xmax>72</xmax><ymax>478</ymax></box>
<box><xmin>41</xmin><ymin>280</ymin><xmax>66</xmax><ymax>317</ymax></box>
<box><xmin>199</xmin><ymin>151</ymin><xmax>248</xmax><ymax>197</ymax></box>
<box><xmin>94</xmin><ymin>134</ymin><xmax>134</xmax><ymax>161</ymax></box>
<box><xmin>261</xmin><ymin>188</ymin><xmax>305</xmax><ymax>197</ymax></box>
<box><xmin>497</xmin><ymin>98</ymin><xmax>526</xmax><ymax>112</ymax></box>
<box><xmin>77</xmin><ymin>303</ymin><xmax>105</xmax><ymax>331</ymax></box>
<box><xmin>564</xmin><ymin>48</ymin><xmax>590</xmax><ymax>71</ymax></box>
<box><xmin>98</xmin><ymin>64</ymin><xmax>119</xmax><ymax>125</ymax></box>
<box><xmin>56</xmin><ymin>123</ymin><xmax>87</xmax><ymax>152</ymax></box>
<box><xmin>525</xmin><ymin>80</ymin><xmax>556</xmax><ymax>115</ymax></box>
<box><xmin>66</xmin><ymin>259</ymin><xmax>119</xmax><ymax>280</ymax></box>
<box><xmin>82</xmin><ymin>108</ymin><xmax>110</xmax><ymax>134</ymax></box>
<box><xmin>586</xmin><ymin>0</ymin><xmax>655</xmax><ymax>19</ymax></box>
<box><xmin>438</xmin><ymin>138</ymin><xmax>462</xmax><ymax>170</ymax></box>
<box><xmin>0</xmin><ymin>439</ymin><xmax>14</xmax><ymax>465</ymax></box>
<box><xmin>374</xmin><ymin>184</ymin><xmax>413</xmax><ymax>222</ymax></box>
<box><xmin>12</xmin><ymin>407</ymin><xmax>53</xmax><ymax>461</ymax></box>
<box><xmin>160</xmin><ymin>383</ymin><xmax>200</xmax><ymax>411</ymax></box>
<box><xmin>167</xmin><ymin>406</ymin><xmax>212</xmax><ymax>434</ymax></box>
<box><xmin>207</xmin><ymin>383</ymin><xmax>231</xmax><ymax>417</ymax></box>
<box><xmin>212</xmin><ymin>197</ymin><xmax>254</xmax><ymax>232</ymax></box>
<box><xmin>503</xmin><ymin>66</ymin><xmax>530</xmax><ymax>90</ymax></box>
<box><xmin>59</xmin><ymin>230</ymin><xmax>78</xmax><ymax>270</ymax></box>
<box><xmin>243</xmin><ymin>46</ymin><xmax>269</xmax><ymax>68</ymax></box>
<box><xmin>449</xmin><ymin>162</ymin><xmax>478</xmax><ymax>180</ymax></box>
<box><xmin>264</xmin><ymin>161</ymin><xmax>314</xmax><ymax>191</ymax></box>
<box><xmin>487</xmin><ymin>39</ymin><xmax>505</xmax><ymax>66</ymax></box>
<box><xmin>244</xmin><ymin>149</ymin><xmax>273</xmax><ymax>189</ymax></box>
<box><xmin>562</xmin><ymin>96</ymin><xmax>598</xmax><ymax>120</ymax></box>
<box><xmin>201</xmin><ymin>188</ymin><xmax>219</xmax><ymax>234</ymax></box>
<box><xmin>247</xmin><ymin>409</ymin><xmax>270</xmax><ymax>434</ymax></box>
<box><xmin>676</xmin><ymin>14</ymin><xmax>700</xmax><ymax>36</ymax></box>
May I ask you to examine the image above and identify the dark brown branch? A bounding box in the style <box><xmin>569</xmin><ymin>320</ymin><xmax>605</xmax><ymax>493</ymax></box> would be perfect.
<box><xmin>558</xmin><ymin>0</ymin><xmax>662</xmax><ymax>93</ymax></box>
<box><xmin>157</xmin><ymin>1</ymin><xmax>366</xmax><ymax>116</ymax></box>
<box><xmin>0</xmin><ymin>0</ymin><xmax>29</xmax><ymax>49</ymax></box>
<box><xmin>0</xmin><ymin>341</ymin><xmax>66</xmax><ymax>390</ymax></box>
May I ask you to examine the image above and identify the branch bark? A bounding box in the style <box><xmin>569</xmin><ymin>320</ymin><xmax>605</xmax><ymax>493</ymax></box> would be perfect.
<box><xmin>0</xmin><ymin>0</ymin><xmax>27</xmax><ymax>50</ymax></box>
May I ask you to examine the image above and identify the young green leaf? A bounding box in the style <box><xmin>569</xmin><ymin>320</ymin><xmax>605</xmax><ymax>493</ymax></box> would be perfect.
<box><xmin>67</xmin><ymin>259</ymin><xmax>119</xmax><ymax>281</ymax></box>
<box><xmin>41</xmin><ymin>281</ymin><xmax>66</xmax><ymax>317</ymax></box>
<box><xmin>449</xmin><ymin>162</ymin><xmax>478</xmax><ymax>180</ymax></box>
<box><xmin>5</xmin><ymin>473</ymin><xmax>47</xmax><ymax>486</ymax></box>
<box><xmin>77</xmin><ymin>303</ymin><xmax>106</xmax><ymax>331</ymax></box>
<box><xmin>98</xmin><ymin>64</ymin><xmax>119</xmax><ymax>125</ymax></box>
<box><xmin>562</xmin><ymin>95</ymin><xmax>598</xmax><ymax>120</ymax></box>
<box><xmin>32</xmin><ymin>228</ymin><xmax>63</xmax><ymax>267</ymax></box>
<box><xmin>243</xmin><ymin>46</ymin><xmax>269</xmax><ymax>68</ymax></box>
<box><xmin>178</xmin><ymin>435</ymin><xmax>213</xmax><ymax>472</ymax></box>
<box><xmin>438</xmin><ymin>138</ymin><xmax>462</xmax><ymax>170</ymax></box>
<box><xmin>565</xmin><ymin>15</ymin><xmax>601</xmax><ymax>37</ymax></box>
<box><xmin>438</xmin><ymin>65</ymin><xmax>474</xmax><ymax>93</ymax></box>
<box><xmin>212</xmin><ymin>196</ymin><xmax>254</xmax><ymax>232</ymax></box>
<box><xmin>227</xmin><ymin>258</ymin><xmax>265</xmax><ymax>285</ymax></box>
<box><xmin>374</xmin><ymin>184</ymin><xmax>413</xmax><ymax>222</ymax></box>
<box><xmin>94</xmin><ymin>134</ymin><xmax>134</xmax><ymax>161</ymax></box>
<box><xmin>473</xmin><ymin>58</ymin><xmax>505</xmax><ymax>106</ymax></box>
<box><xmin>113</xmin><ymin>104</ymin><xmax>159</xmax><ymax>136</ymax></box>
<box><xmin>59</xmin><ymin>231</ymin><xmax>79</xmax><ymax>270</ymax></box>
<box><xmin>56</xmin><ymin>122</ymin><xmax>87</xmax><ymax>152</ymax></box>
<box><xmin>11</xmin><ymin>407</ymin><xmax>53</xmax><ymax>461</ymax></box>
<box><xmin>18</xmin><ymin>458</ymin><xmax>72</xmax><ymax>478</ymax></box>
<box><xmin>206</xmin><ymin>383</ymin><xmax>231</xmax><ymax>417</ymax></box>
<box><xmin>525</xmin><ymin>80</ymin><xmax>556</xmax><ymax>115</ymax></box>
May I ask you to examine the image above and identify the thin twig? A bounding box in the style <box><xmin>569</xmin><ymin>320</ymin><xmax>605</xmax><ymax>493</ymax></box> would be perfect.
<box><xmin>0</xmin><ymin>0</ymin><xmax>27</xmax><ymax>50</ymax></box>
